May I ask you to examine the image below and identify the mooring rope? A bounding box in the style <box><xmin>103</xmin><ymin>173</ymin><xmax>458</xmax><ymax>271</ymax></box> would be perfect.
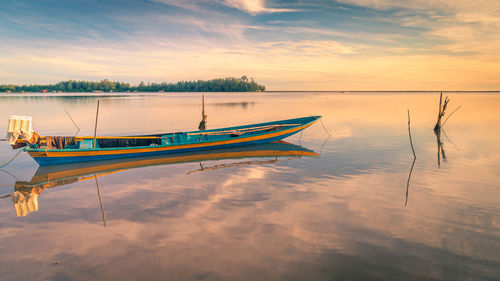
<box><xmin>0</xmin><ymin>168</ymin><xmax>20</xmax><ymax>181</ymax></box>
<box><xmin>0</xmin><ymin>168</ymin><xmax>20</xmax><ymax>191</ymax></box>
<box><xmin>317</xmin><ymin>118</ymin><xmax>333</xmax><ymax>155</ymax></box>
<box><xmin>0</xmin><ymin>150</ymin><xmax>25</xmax><ymax>169</ymax></box>
<box><xmin>319</xmin><ymin>118</ymin><xmax>332</xmax><ymax>137</ymax></box>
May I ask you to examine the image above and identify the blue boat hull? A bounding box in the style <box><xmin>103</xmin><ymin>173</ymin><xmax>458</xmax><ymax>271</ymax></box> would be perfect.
<box><xmin>27</xmin><ymin>116</ymin><xmax>321</xmax><ymax>165</ymax></box>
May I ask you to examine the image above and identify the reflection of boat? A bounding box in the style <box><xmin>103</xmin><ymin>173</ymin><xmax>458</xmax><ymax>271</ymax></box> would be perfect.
<box><xmin>21</xmin><ymin>116</ymin><xmax>321</xmax><ymax>165</ymax></box>
<box><xmin>5</xmin><ymin>141</ymin><xmax>319</xmax><ymax>217</ymax></box>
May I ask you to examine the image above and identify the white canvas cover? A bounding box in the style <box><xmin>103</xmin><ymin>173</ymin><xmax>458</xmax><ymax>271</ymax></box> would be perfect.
<box><xmin>6</xmin><ymin>115</ymin><xmax>33</xmax><ymax>144</ymax></box>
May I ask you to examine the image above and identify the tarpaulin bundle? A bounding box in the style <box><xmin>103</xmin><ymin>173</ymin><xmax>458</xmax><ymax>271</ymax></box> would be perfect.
<box><xmin>45</xmin><ymin>136</ymin><xmax>76</xmax><ymax>149</ymax></box>
<box><xmin>10</xmin><ymin>132</ymin><xmax>39</xmax><ymax>149</ymax></box>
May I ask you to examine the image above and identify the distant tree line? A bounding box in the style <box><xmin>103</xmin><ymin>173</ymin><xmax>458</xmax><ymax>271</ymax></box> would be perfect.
<box><xmin>0</xmin><ymin>76</ymin><xmax>265</xmax><ymax>93</ymax></box>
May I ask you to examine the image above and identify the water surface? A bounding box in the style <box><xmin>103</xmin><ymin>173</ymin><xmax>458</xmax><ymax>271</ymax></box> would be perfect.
<box><xmin>0</xmin><ymin>92</ymin><xmax>499</xmax><ymax>280</ymax></box>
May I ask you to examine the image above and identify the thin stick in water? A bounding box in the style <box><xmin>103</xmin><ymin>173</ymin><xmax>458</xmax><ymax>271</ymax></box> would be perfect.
<box><xmin>405</xmin><ymin>158</ymin><xmax>416</xmax><ymax>207</ymax></box>
<box><xmin>95</xmin><ymin>175</ymin><xmax>106</xmax><ymax>227</ymax></box>
<box><xmin>441</xmin><ymin>105</ymin><xmax>462</xmax><ymax>127</ymax></box>
<box><xmin>64</xmin><ymin>108</ymin><xmax>80</xmax><ymax>132</ymax></box>
<box><xmin>93</xmin><ymin>100</ymin><xmax>100</xmax><ymax>149</ymax></box>
<box><xmin>406</xmin><ymin>109</ymin><xmax>417</xmax><ymax>207</ymax></box>
<box><xmin>408</xmin><ymin>110</ymin><xmax>416</xmax><ymax>159</ymax></box>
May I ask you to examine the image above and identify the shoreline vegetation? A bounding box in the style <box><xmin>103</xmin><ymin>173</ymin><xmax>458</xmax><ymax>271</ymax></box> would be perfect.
<box><xmin>0</xmin><ymin>76</ymin><xmax>265</xmax><ymax>93</ymax></box>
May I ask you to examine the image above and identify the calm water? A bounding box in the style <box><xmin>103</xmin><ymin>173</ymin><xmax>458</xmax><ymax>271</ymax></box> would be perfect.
<box><xmin>0</xmin><ymin>92</ymin><xmax>499</xmax><ymax>281</ymax></box>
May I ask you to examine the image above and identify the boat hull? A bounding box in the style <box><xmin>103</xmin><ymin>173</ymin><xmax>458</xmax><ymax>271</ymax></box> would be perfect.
<box><xmin>27</xmin><ymin>116</ymin><xmax>320</xmax><ymax>165</ymax></box>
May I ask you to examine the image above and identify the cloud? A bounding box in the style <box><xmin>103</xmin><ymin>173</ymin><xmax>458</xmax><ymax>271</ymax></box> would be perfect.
<box><xmin>336</xmin><ymin>0</ymin><xmax>500</xmax><ymax>57</ymax></box>
<box><xmin>336</xmin><ymin>0</ymin><xmax>497</xmax><ymax>12</ymax></box>
<box><xmin>150</xmin><ymin>0</ymin><xmax>204</xmax><ymax>11</ymax></box>
<box><xmin>2</xmin><ymin>34</ymin><xmax>499</xmax><ymax>91</ymax></box>
<box><xmin>260</xmin><ymin>40</ymin><xmax>357</xmax><ymax>55</ymax></box>
<box><xmin>222</xmin><ymin>0</ymin><xmax>296</xmax><ymax>15</ymax></box>
<box><xmin>337</xmin><ymin>0</ymin><xmax>500</xmax><ymax>26</ymax></box>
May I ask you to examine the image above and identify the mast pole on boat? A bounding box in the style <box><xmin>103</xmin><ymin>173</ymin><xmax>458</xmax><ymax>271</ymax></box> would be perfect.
<box><xmin>198</xmin><ymin>93</ymin><xmax>207</xmax><ymax>130</ymax></box>
<box><xmin>93</xmin><ymin>100</ymin><xmax>100</xmax><ymax>149</ymax></box>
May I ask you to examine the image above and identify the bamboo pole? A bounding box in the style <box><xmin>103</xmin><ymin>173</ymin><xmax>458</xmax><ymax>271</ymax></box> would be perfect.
<box><xmin>93</xmin><ymin>100</ymin><xmax>100</xmax><ymax>149</ymax></box>
<box><xmin>202</xmin><ymin>93</ymin><xmax>205</xmax><ymax>117</ymax></box>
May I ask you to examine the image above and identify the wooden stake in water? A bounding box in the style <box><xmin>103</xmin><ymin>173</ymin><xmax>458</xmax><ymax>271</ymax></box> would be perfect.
<box><xmin>198</xmin><ymin>93</ymin><xmax>207</xmax><ymax>130</ymax></box>
<box><xmin>93</xmin><ymin>100</ymin><xmax>100</xmax><ymax>149</ymax></box>
<box><xmin>406</xmin><ymin>109</ymin><xmax>417</xmax><ymax>206</ymax></box>
<box><xmin>434</xmin><ymin>90</ymin><xmax>449</xmax><ymax>132</ymax></box>
<box><xmin>202</xmin><ymin>93</ymin><xmax>205</xmax><ymax>117</ymax></box>
<box><xmin>407</xmin><ymin>110</ymin><xmax>416</xmax><ymax>159</ymax></box>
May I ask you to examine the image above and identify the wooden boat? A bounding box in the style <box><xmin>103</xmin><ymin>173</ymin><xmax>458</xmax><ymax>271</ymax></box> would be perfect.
<box><xmin>23</xmin><ymin>116</ymin><xmax>321</xmax><ymax>165</ymax></box>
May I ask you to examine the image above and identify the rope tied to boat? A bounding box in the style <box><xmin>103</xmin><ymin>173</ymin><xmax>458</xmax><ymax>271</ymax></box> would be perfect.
<box><xmin>317</xmin><ymin>118</ymin><xmax>332</xmax><ymax>155</ymax></box>
<box><xmin>319</xmin><ymin>118</ymin><xmax>332</xmax><ymax>137</ymax></box>
<box><xmin>0</xmin><ymin>168</ymin><xmax>19</xmax><ymax>193</ymax></box>
<box><xmin>0</xmin><ymin>149</ymin><xmax>25</xmax><ymax>169</ymax></box>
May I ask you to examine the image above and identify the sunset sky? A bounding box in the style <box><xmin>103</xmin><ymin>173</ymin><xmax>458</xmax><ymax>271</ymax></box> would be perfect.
<box><xmin>1</xmin><ymin>0</ymin><xmax>499</xmax><ymax>90</ymax></box>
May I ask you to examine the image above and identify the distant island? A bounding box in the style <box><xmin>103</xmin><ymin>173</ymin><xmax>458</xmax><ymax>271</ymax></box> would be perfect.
<box><xmin>0</xmin><ymin>76</ymin><xmax>265</xmax><ymax>93</ymax></box>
